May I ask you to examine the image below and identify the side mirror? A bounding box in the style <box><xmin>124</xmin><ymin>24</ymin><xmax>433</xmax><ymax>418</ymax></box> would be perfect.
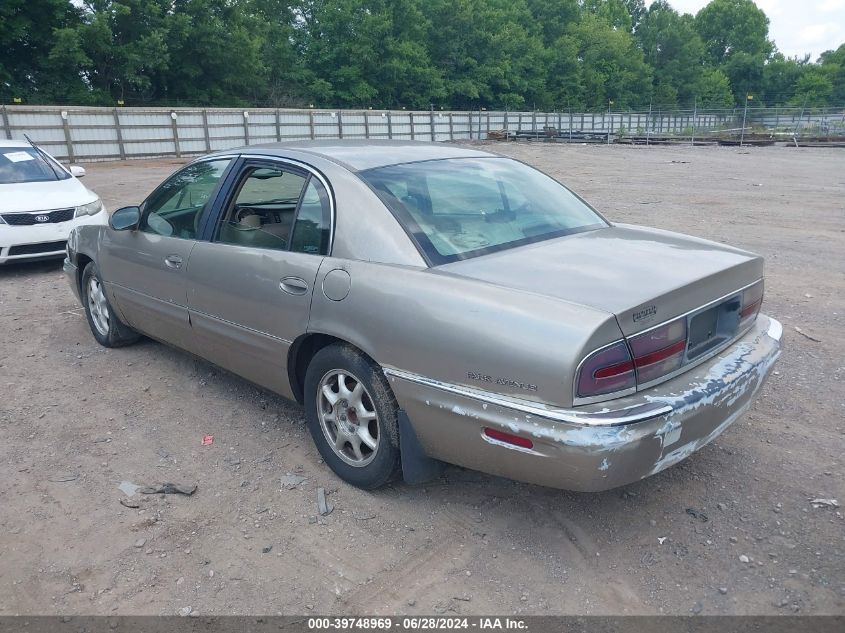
<box><xmin>69</xmin><ymin>165</ymin><xmax>86</xmax><ymax>178</ymax></box>
<box><xmin>109</xmin><ymin>206</ymin><xmax>141</xmax><ymax>231</ymax></box>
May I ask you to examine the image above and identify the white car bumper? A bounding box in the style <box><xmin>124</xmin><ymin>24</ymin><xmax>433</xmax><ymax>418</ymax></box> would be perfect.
<box><xmin>0</xmin><ymin>212</ymin><xmax>106</xmax><ymax>264</ymax></box>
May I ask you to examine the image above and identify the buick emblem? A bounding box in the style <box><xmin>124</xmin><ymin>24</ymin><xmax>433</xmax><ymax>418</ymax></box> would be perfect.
<box><xmin>34</xmin><ymin>215</ymin><xmax>50</xmax><ymax>223</ymax></box>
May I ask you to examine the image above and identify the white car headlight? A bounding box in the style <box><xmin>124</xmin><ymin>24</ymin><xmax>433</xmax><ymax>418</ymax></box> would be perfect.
<box><xmin>75</xmin><ymin>199</ymin><xmax>105</xmax><ymax>217</ymax></box>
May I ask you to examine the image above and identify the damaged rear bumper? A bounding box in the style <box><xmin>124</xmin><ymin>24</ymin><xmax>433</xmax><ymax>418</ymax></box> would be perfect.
<box><xmin>386</xmin><ymin>315</ymin><xmax>782</xmax><ymax>492</ymax></box>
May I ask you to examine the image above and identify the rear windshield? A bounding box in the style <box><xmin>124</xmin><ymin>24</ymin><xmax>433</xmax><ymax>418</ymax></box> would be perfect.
<box><xmin>0</xmin><ymin>147</ymin><xmax>70</xmax><ymax>184</ymax></box>
<box><xmin>360</xmin><ymin>157</ymin><xmax>607</xmax><ymax>265</ymax></box>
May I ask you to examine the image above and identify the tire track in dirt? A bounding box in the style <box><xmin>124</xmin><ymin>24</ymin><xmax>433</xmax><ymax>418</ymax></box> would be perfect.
<box><xmin>343</xmin><ymin>536</ymin><xmax>460</xmax><ymax>612</ymax></box>
<box><xmin>340</xmin><ymin>496</ymin><xmax>500</xmax><ymax>613</ymax></box>
<box><xmin>541</xmin><ymin>505</ymin><xmax>646</xmax><ymax>613</ymax></box>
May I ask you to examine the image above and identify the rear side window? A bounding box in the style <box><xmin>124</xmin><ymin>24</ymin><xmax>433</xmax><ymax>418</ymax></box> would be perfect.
<box><xmin>214</xmin><ymin>161</ymin><xmax>332</xmax><ymax>256</ymax></box>
<box><xmin>290</xmin><ymin>180</ymin><xmax>331</xmax><ymax>255</ymax></box>
<box><xmin>215</xmin><ymin>166</ymin><xmax>307</xmax><ymax>251</ymax></box>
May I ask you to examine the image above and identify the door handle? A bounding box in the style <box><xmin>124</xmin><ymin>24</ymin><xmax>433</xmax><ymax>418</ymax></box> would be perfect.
<box><xmin>164</xmin><ymin>254</ymin><xmax>183</xmax><ymax>269</ymax></box>
<box><xmin>280</xmin><ymin>276</ymin><xmax>309</xmax><ymax>295</ymax></box>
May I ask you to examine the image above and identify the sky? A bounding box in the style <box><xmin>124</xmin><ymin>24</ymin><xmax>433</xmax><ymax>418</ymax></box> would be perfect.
<box><xmin>668</xmin><ymin>0</ymin><xmax>845</xmax><ymax>61</ymax></box>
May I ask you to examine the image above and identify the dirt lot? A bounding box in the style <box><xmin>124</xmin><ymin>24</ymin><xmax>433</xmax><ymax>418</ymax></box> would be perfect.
<box><xmin>1</xmin><ymin>143</ymin><xmax>843</xmax><ymax>617</ymax></box>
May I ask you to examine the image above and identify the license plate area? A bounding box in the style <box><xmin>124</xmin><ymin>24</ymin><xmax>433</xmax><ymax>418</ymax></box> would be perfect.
<box><xmin>686</xmin><ymin>296</ymin><xmax>741</xmax><ymax>360</ymax></box>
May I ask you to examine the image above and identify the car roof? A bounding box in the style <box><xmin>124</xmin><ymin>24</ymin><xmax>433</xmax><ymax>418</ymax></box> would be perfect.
<box><xmin>214</xmin><ymin>140</ymin><xmax>500</xmax><ymax>172</ymax></box>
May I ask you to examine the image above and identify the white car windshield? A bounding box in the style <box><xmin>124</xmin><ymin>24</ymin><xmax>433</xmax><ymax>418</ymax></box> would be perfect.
<box><xmin>0</xmin><ymin>147</ymin><xmax>70</xmax><ymax>184</ymax></box>
<box><xmin>361</xmin><ymin>157</ymin><xmax>607</xmax><ymax>264</ymax></box>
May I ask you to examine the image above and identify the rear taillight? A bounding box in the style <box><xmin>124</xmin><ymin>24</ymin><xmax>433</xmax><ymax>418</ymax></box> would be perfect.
<box><xmin>577</xmin><ymin>320</ymin><xmax>688</xmax><ymax>399</ymax></box>
<box><xmin>739</xmin><ymin>280</ymin><xmax>763</xmax><ymax>330</ymax></box>
<box><xmin>576</xmin><ymin>280</ymin><xmax>764</xmax><ymax>403</ymax></box>
<box><xmin>576</xmin><ymin>341</ymin><xmax>636</xmax><ymax>399</ymax></box>
<box><xmin>628</xmin><ymin>318</ymin><xmax>687</xmax><ymax>384</ymax></box>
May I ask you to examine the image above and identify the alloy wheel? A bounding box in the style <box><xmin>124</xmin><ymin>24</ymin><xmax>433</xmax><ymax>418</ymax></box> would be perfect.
<box><xmin>87</xmin><ymin>276</ymin><xmax>110</xmax><ymax>336</ymax></box>
<box><xmin>317</xmin><ymin>369</ymin><xmax>380</xmax><ymax>467</ymax></box>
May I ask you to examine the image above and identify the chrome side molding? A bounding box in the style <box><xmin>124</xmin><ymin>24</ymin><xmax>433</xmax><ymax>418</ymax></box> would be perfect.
<box><xmin>383</xmin><ymin>367</ymin><xmax>673</xmax><ymax>427</ymax></box>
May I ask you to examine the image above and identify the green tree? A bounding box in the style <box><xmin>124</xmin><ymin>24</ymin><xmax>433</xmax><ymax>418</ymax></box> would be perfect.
<box><xmin>49</xmin><ymin>0</ymin><xmax>171</xmax><ymax>104</ymax></box>
<box><xmin>582</xmin><ymin>0</ymin><xmax>634</xmax><ymax>32</ymax></box>
<box><xmin>624</xmin><ymin>0</ymin><xmax>647</xmax><ymax>30</ymax></box>
<box><xmin>525</xmin><ymin>0</ymin><xmax>580</xmax><ymax>110</ymax></box>
<box><xmin>818</xmin><ymin>43</ymin><xmax>845</xmax><ymax>104</ymax></box>
<box><xmin>790</xmin><ymin>67</ymin><xmax>835</xmax><ymax>107</ymax></box>
<box><xmin>544</xmin><ymin>33</ymin><xmax>586</xmax><ymax>110</ymax></box>
<box><xmin>364</xmin><ymin>0</ymin><xmax>446</xmax><ymax>108</ymax></box>
<box><xmin>294</xmin><ymin>0</ymin><xmax>382</xmax><ymax>106</ymax></box>
<box><xmin>696</xmin><ymin>67</ymin><xmax>734</xmax><ymax>108</ymax></box>
<box><xmin>762</xmin><ymin>54</ymin><xmax>807</xmax><ymax>106</ymax></box>
<box><xmin>723</xmin><ymin>51</ymin><xmax>766</xmax><ymax>103</ymax></box>
<box><xmin>819</xmin><ymin>43</ymin><xmax>845</xmax><ymax>67</ymax></box>
<box><xmin>248</xmin><ymin>0</ymin><xmax>310</xmax><ymax>106</ymax></box>
<box><xmin>636</xmin><ymin>1</ymin><xmax>705</xmax><ymax>107</ymax></box>
<box><xmin>694</xmin><ymin>0</ymin><xmax>772</xmax><ymax>66</ymax></box>
<box><xmin>0</xmin><ymin>0</ymin><xmax>839</xmax><ymax>110</ymax></box>
<box><xmin>526</xmin><ymin>0</ymin><xmax>579</xmax><ymax>46</ymax></box>
<box><xmin>423</xmin><ymin>0</ymin><xmax>547</xmax><ymax>110</ymax></box>
<box><xmin>0</xmin><ymin>0</ymin><xmax>82</xmax><ymax>101</ymax></box>
<box><xmin>159</xmin><ymin>0</ymin><xmax>269</xmax><ymax>105</ymax></box>
<box><xmin>293</xmin><ymin>0</ymin><xmax>446</xmax><ymax>108</ymax></box>
<box><xmin>694</xmin><ymin>0</ymin><xmax>773</xmax><ymax>103</ymax></box>
<box><xmin>567</xmin><ymin>13</ymin><xmax>653</xmax><ymax>109</ymax></box>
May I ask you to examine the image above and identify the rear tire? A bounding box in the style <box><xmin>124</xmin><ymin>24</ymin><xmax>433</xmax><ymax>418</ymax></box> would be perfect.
<box><xmin>304</xmin><ymin>344</ymin><xmax>400</xmax><ymax>489</ymax></box>
<box><xmin>81</xmin><ymin>262</ymin><xmax>140</xmax><ymax>348</ymax></box>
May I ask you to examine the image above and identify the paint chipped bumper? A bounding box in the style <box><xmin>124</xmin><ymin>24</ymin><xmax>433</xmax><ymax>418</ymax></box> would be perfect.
<box><xmin>387</xmin><ymin>315</ymin><xmax>782</xmax><ymax>492</ymax></box>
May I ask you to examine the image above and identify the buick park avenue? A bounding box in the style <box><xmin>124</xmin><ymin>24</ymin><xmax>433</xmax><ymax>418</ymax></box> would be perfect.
<box><xmin>64</xmin><ymin>141</ymin><xmax>782</xmax><ymax>491</ymax></box>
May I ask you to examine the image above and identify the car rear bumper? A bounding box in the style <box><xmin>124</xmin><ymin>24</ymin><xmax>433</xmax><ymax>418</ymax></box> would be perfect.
<box><xmin>386</xmin><ymin>314</ymin><xmax>782</xmax><ymax>492</ymax></box>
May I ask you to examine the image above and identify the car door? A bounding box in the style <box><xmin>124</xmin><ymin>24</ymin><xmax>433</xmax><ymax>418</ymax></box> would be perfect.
<box><xmin>186</xmin><ymin>158</ymin><xmax>333</xmax><ymax>399</ymax></box>
<box><xmin>100</xmin><ymin>157</ymin><xmax>235</xmax><ymax>352</ymax></box>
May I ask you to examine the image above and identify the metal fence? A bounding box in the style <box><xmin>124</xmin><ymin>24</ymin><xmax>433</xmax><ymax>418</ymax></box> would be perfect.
<box><xmin>2</xmin><ymin>105</ymin><xmax>843</xmax><ymax>162</ymax></box>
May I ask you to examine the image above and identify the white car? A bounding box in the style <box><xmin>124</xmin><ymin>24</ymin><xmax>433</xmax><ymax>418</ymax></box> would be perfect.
<box><xmin>0</xmin><ymin>139</ymin><xmax>106</xmax><ymax>264</ymax></box>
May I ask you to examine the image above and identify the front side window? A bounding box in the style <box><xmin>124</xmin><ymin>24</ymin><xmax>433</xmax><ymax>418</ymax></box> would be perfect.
<box><xmin>0</xmin><ymin>147</ymin><xmax>70</xmax><ymax>184</ymax></box>
<box><xmin>361</xmin><ymin>158</ymin><xmax>607</xmax><ymax>265</ymax></box>
<box><xmin>142</xmin><ymin>159</ymin><xmax>232</xmax><ymax>239</ymax></box>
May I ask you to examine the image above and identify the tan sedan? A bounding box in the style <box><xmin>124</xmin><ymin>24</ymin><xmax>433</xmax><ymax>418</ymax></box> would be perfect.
<box><xmin>64</xmin><ymin>141</ymin><xmax>782</xmax><ymax>491</ymax></box>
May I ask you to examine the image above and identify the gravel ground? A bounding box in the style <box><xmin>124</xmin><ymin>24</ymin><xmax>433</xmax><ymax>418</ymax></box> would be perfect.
<box><xmin>0</xmin><ymin>143</ymin><xmax>843</xmax><ymax>617</ymax></box>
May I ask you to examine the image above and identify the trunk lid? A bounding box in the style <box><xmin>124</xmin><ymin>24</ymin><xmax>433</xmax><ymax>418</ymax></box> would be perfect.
<box><xmin>436</xmin><ymin>224</ymin><xmax>763</xmax><ymax>336</ymax></box>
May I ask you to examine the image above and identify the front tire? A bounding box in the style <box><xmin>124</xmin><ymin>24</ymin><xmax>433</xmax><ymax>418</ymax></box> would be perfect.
<box><xmin>304</xmin><ymin>344</ymin><xmax>400</xmax><ymax>489</ymax></box>
<box><xmin>81</xmin><ymin>262</ymin><xmax>139</xmax><ymax>348</ymax></box>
